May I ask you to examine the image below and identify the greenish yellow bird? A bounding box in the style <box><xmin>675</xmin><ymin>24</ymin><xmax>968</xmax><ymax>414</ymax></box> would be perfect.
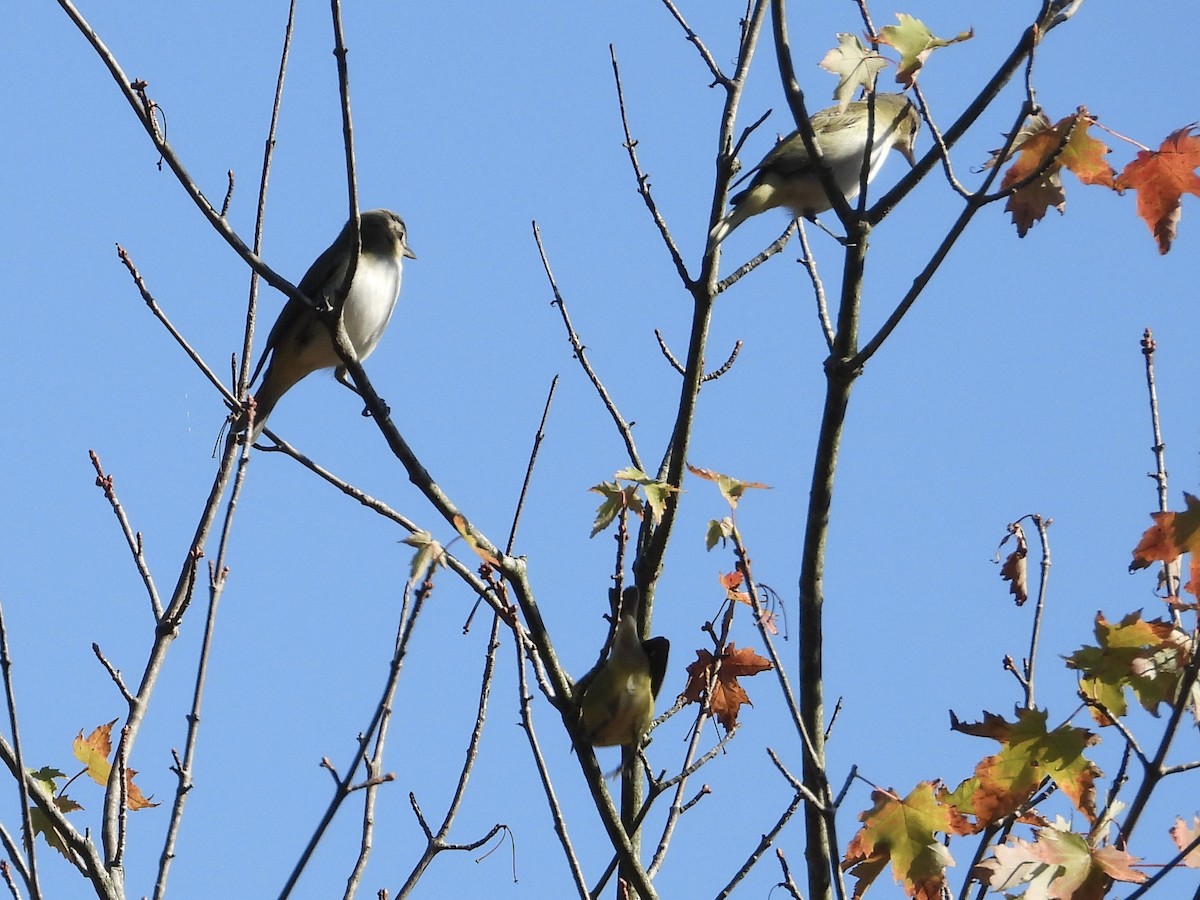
<box><xmin>708</xmin><ymin>93</ymin><xmax>919</xmax><ymax>247</ymax></box>
<box><xmin>580</xmin><ymin>597</ymin><xmax>670</xmax><ymax>749</ymax></box>
<box><xmin>240</xmin><ymin>209</ymin><xmax>416</xmax><ymax>440</ymax></box>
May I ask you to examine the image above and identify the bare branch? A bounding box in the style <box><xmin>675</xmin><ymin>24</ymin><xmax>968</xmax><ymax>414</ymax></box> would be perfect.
<box><xmin>507</xmin><ymin>377</ymin><xmax>558</xmax><ymax>554</ymax></box>
<box><xmin>0</xmin><ymin>603</ymin><xmax>40</xmax><ymax>899</ymax></box>
<box><xmin>610</xmin><ymin>45</ymin><xmax>691</xmax><ymax>287</ymax></box>
<box><xmin>533</xmin><ymin>222</ymin><xmax>642</xmax><ymax>470</ymax></box>
<box><xmin>88</xmin><ymin>450</ymin><xmax>164</xmax><ymax>621</ymax></box>
<box><xmin>657</xmin><ymin>0</ymin><xmax>725</xmax><ymax>83</ymax></box>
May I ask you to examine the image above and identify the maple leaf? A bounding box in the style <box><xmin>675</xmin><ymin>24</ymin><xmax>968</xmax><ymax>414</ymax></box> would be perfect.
<box><xmin>704</xmin><ymin>516</ymin><xmax>735</xmax><ymax>550</ymax></box>
<box><xmin>613</xmin><ymin>466</ymin><xmax>678</xmax><ymax>525</ymax></box>
<box><xmin>1066</xmin><ymin>611</ymin><xmax>1192</xmax><ymax>725</ymax></box>
<box><xmin>719</xmin><ymin>570</ymin><xmax>751</xmax><ymax>606</ymax></box>
<box><xmin>29</xmin><ymin>799</ymin><xmax>81</xmax><ymax>861</ymax></box>
<box><xmin>74</xmin><ymin>720</ymin><xmax>118</xmax><ymax>786</ymax></box>
<box><xmin>996</xmin><ymin>521</ymin><xmax>1029</xmax><ymax>607</ymax></box>
<box><xmin>72</xmin><ymin>721</ymin><xmax>159</xmax><ymax>810</ymax></box>
<box><xmin>842</xmin><ymin>781</ymin><xmax>964</xmax><ymax>900</ymax></box>
<box><xmin>588</xmin><ymin>481</ymin><xmax>642</xmax><ymax>537</ymax></box>
<box><xmin>25</xmin><ymin>768</ymin><xmax>82</xmax><ymax>859</ymax></box>
<box><xmin>1180</xmin><ymin>554</ymin><xmax>1200</xmax><ymax>607</ymax></box>
<box><xmin>876</xmin><ymin>14</ymin><xmax>973</xmax><ymax>87</ymax></box>
<box><xmin>999</xmin><ymin>549</ymin><xmax>1027</xmax><ymax>604</ymax></box>
<box><xmin>947</xmin><ymin>708</ymin><xmax>1100</xmax><ymax>828</ymax></box>
<box><xmin>819</xmin><ymin>33</ymin><xmax>888</xmax><ymax>109</ymax></box>
<box><xmin>1130</xmin><ymin>492</ymin><xmax>1200</xmax><ymax>571</ymax></box>
<box><xmin>1116</xmin><ymin>125</ymin><xmax>1200</xmax><ymax>253</ymax></box>
<box><xmin>996</xmin><ymin>110</ymin><xmax>1116</xmax><ymax>237</ymax></box>
<box><xmin>400</xmin><ymin>530</ymin><xmax>446</xmax><ymax>581</ymax></box>
<box><xmin>687</xmin><ymin>464</ymin><xmax>770</xmax><ymax>510</ymax></box>
<box><xmin>589</xmin><ymin>469</ymin><xmax>678</xmax><ymax>537</ymax></box>
<box><xmin>1170</xmin><ymin>816</ymin><xmax>1200</xmax><ymax>868</ymax></box>
<box><xmin>681</xmin><ymin>643</ymin><xmax>772</xmax><ymax>730</ymax></box>
<box><xmin>975</xmin><ymin>824</ymin><xmax>1145</xmax><ymax>899</ymax></box>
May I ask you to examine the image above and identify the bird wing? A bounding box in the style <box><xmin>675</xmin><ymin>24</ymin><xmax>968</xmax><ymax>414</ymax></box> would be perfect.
<box><xmin>249</xmin><ymin>227</ymin><xmax>350</xmax><ymax>387</ymax></box>
<box><xmin>643</xmin><ymin>636</ymin><xmax>670</xmax><ymax>700</ymax></box>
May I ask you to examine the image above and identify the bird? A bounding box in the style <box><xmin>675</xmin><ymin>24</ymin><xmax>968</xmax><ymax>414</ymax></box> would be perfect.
<box><xmin>238</xmin><ymin>209</ymin><xmax>415</xmax><ymax>441</ymax></box>
<box><xmin>579</xmin><ymin>589</ymin><xmax>670</xmax><ymax>749</ymax></box>
<box><xmin>708</xmin><ymin>93</ymin><xmax>920</xmax><ymax>248</ymax></box>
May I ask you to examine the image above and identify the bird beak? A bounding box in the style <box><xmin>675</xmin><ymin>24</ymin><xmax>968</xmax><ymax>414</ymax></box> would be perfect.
<box><xmin>403</xmin><ymin>245</ymin><xmax>417</xmax><ymax>260</ymax></box>
<box><xmin>898</xmin><ymin>143</ymin><xmax>917</xmax><ymax>168</ymax></box>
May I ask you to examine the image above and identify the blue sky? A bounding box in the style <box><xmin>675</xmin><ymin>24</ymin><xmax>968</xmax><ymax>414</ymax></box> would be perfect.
<box><xmin>4</xmin><ymin>2</ymin><xmax>1198</xmax><ymax>898</ymax></box>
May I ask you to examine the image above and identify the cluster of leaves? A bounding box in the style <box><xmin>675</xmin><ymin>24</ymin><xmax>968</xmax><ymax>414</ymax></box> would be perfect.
<box><xmin>836</xmin><ymin>499</ymin><xmax>1200</xmax><ymax>899</ymax></box>
<box><xmin>29</xmin><ymin>721</ymin><xmax>157</xmax><ymax>858</ymax></box>
<box><xmin>995</xmin><ymin>112</ymin><xmax>1200</xmax><ymax>254</ymax></box>
<box><xmin>815</xmin><ymin>12</ymin><xmax>1200</xmax><ymax>254</ymax></box>
<box><xmin>586</xmin><ymin>467</ymin><xmax>775</xmax><ymax>735</ymax></box>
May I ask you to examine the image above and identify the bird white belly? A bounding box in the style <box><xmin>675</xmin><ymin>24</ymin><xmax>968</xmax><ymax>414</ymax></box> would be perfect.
<box><xmin>343</xmin><ymin>255</ymin><xmax>402</xmax><ymax>360</ymax></box>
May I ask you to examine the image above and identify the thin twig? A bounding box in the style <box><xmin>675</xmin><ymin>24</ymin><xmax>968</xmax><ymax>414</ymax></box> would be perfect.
<box><xmin>610</xmin><ymin>46</ymin><xmax>690</xmax><ymax>287</ymax></box>
<box><xmin>91</xmin><ymin>644</ymin><xmax>134</xmax><ymax>704</ymax></box>
<box><xmin>1140</xmin><ymin>329</ymin><xmax>1181</xmax><ymax>605</ymax></box>
<box><xmin>116</xmin><ymin>246</ymin><xmax>234</xmax><ymax>405</ymax></box>
<box><xmin>509</xmin><ymin>624</ymin><xmax>589</xmax><ymax>897</ymax></box>
<box><xmin>533</xmin><ymin>223</ymin><xmax>642</xmax><ymax>470</ymax></box>
<box><xmin>153</xmin><ymin>441</ymin><xmax>252</xmax><ymax>898</ymax></box>
<box><xmin>507</xmin><ymin>377</ymin><xmax>557</xmax><ymax>554</ymax></box>
<box><xmin>88</xmin><ymin>451</ymin><xmax>164</xmax><ymax>621</ymax></box>
<box><xmin>657</xmin><ymin>0</ymin><xmax>725</xmax><ymax>84</ymax></box>
<box><xmin>714</xmin><ymin>792</ymin><xmax>804</xmax><ymax>898</ymax></box>
<box><xmin>702</xmin><ymin>341</ymin><xmax>743</xmax><ymax>383</ymax></box>
<box><xmin>359</xmin><ymin>577</ymin><xmax>472</xmax><ymax>899</ymax></box>
<box><xmin>0</xmin><ymin>603</ymin><xmax>40</xmax><ymax>900</ymax></box>
<box><xmin>279</xmin><ymin>571</ymin><xmax>430</xmax><ymax>899</ymax></box>
<box><xmin>716</xmin><ymin>221</ymin><xmax>797</xmax><ymax>294</ymax></box>
<box><xmin>236</xmin><ymin>0</ymin><xmax>299</xmax><ymax>405</ymax></box>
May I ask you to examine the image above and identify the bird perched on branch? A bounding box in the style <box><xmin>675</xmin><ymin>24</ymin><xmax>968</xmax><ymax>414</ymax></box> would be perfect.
<box><xmin>579</xmin><ymin>588</ymin><xmax>670</xmax><ymax>750</ymax></box>
<box><xmin>708</xmin><ymin>93</ymin><xmax>919</xmax><ymax>248</ymax></box>
<box><xmin>238</xmin><ymin>208</ymin><xmax>415</xmax><ymax>441</ymax></box>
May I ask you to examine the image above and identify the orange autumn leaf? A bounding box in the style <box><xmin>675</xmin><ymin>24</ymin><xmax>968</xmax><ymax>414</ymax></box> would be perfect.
<box><xmin>682</xmin><ymin>643</ymin><xmax>772</xmax><ymax>730</ymax></box>
<box><xmin>123</xmin><ymin>769</ymin><xmax>158</xmax><ymax>810</ymax></box>
<box><xmin>1116</xmin><ymin>125</ymin><xmax>1200</xmax><ymax>254</ymax></box>
<box><xmin>719</xmin><ymin>570</ymin><xmax>751</xmax><ymax>605</ymax></box>
<box><xmin>999</xmin><ymin>110</ymin><xmax>1115</xmax><ymax>237</ymax></box>
<box><xmin>1130</xmin><ymin>492</ymin><xmax>1200</xmax><ymax>571</ymax></box>
<box><xmin>946</xmin><ymin>708</ymin><xmax>1100</xmax><ymax>829</ymax></box>
<box><xmin>74</xmin><ymin>720</ymin><xmax>118</xmax><ymax>786</ymax></box>
<box><xmin>72</xmin><ymin>720</ymin><xmax>158</xmax><ymax>809</ymax></box>
<box><xmin>1180</xmin><ymin>553</ymin><xmax>1200</xmax><ymax>607</ymax></box>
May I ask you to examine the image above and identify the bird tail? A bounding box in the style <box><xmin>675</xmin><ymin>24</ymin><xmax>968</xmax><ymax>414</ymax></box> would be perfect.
<box><xmin>707</xmin><ymin>182</ymin><xmax>777</xmax><ymax>249</ymax></box>
<box><xmin>234</xmin><ymin>361</ymin><xmax>301</xmax><ymax>442</ymax></box>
